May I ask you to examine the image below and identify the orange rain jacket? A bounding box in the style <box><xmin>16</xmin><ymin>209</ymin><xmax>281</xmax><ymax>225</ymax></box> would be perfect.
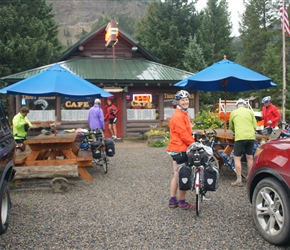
<box><xmin>167</xmin><ymin>108</ymin><xmax>195</xmax><ymax>153</ymax></box>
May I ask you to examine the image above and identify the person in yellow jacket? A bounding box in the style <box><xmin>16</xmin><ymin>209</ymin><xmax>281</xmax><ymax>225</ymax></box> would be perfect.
<box><xmin>229</xmin><ymin>98</ymin><xmax>257</xmax><ymax>187</ymax></box>
<box><xmin>167</xmin><ymin>90</ymin><xmax>195</xmax><ymax>210</ymax></box>
<box><xmin>12</xmin><ymin>106</ymin><xmax>33</xmax><ymax>154</ymax></box>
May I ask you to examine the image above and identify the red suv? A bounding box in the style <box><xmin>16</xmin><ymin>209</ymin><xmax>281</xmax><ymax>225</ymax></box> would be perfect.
<box><xmin>247</xmin><ymin>138</ymin><xmax>290</xmax><ymax>246</ymax></box>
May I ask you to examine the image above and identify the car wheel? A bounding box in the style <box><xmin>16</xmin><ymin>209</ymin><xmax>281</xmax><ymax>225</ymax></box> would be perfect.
<box><xmin>252</xmin><ymin>177</ymin><xmax>290</xmax><ymax>246</ymax></box>
<box><xmin>0</xmin><ymin>180</ymin><xmax>11</xmax><ymax>235</ymax></box>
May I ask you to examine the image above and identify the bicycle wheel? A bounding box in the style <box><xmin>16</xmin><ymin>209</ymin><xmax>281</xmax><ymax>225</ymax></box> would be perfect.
<box><xmin>195</xmin><ymin>172</ymin><xmax>200</xmax><ymax>216</ymax></box>
<box><xmin>210</xmin><ymin>155</ymin><xmax>220</xmax><ymax>170</ymax></box>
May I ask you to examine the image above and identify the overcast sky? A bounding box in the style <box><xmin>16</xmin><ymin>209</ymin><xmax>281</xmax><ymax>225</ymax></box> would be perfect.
<box><xmin>195</xmin><ymin>0</ymin><xmax>245</xmax><ymax>37</ymax></box>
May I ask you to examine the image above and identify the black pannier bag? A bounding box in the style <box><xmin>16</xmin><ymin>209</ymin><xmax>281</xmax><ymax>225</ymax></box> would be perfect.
<box><xmin>91</xmin><ymin>140</ymin><xmax>102</xmax><ymax>159</ymax></box>
<box><xmin>104</xmin><ymin>138</ymin><xmax>115</xmax><ymax>157</ymax></box>
<box><xmin>204</xmin><ymin>164</ymin><xmax>219</xmax><ymax>191</ymax></box>
<box><xmin>187</xmin><ymin>147</ymin><xmax>209</xmax><ymax>167</ymax></box>
<box><xmin>178</xmin><ymin>164</ymin><xmax>192</xmax><ymax>190</ymax></box>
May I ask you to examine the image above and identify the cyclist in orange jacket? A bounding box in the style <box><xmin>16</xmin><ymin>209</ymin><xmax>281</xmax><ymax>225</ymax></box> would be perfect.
<box><xmin>167</xmin><ymin>90</ymin><xmax>195</xmax><ymax>210</ymax></box>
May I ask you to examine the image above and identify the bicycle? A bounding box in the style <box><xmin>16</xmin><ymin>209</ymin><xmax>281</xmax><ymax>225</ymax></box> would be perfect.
<box><xmin>186</xmin><ymin>142</ymin><xmax>217</xmax><ymax>216</ymax></box>
<box><xmin>76</xmin><ymin>129</ymin><xmax>109</xmax><ymax>174</ymax></box>
<box><xmin>200</xmin><ymin>129</ymin><xmax>251</xmax><ymax>179</ymax></box>
<box><xmin>278</xmin><ymin>121</ymin><xmax>290</xmax><ymax>138</ymax></box>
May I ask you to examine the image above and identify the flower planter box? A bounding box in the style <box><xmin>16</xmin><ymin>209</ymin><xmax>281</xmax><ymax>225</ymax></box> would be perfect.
<box><xmin>147</xmin><ymin>134</ymin><xmax>164</xmax><ymax>145</ymax></box>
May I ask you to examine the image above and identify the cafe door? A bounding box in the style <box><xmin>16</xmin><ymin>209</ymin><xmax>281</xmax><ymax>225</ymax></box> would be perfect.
<box><xmin>102</xmin><ymin>92</ymin><xmax>123</xmax><ymax>139</ymax></box>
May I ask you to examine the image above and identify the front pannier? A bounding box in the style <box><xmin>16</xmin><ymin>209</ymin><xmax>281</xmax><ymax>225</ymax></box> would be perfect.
<box><xmin>178</xmin><ymin>164</ymin><xmax>192</xmax><ymax>191</ymax></box>
<box><xmin>204</xmin><ymin>164</ymin><xmax>219</xmax><ymax>191</ymax></box>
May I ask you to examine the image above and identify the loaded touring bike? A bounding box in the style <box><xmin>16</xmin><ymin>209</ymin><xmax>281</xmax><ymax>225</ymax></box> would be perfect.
<box><xmin>75</xmin><ymin>129</ymin><xmax>115</xmax><ymax>174</ymax></box>
<box><xmin>179</xmin><ymin>142</ymin><xmax>219</xmax><ymax>216</ymax></box>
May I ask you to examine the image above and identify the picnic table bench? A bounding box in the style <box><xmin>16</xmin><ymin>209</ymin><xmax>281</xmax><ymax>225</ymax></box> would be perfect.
<box><xmin>14</xmin><ymin>133</ymin><xmax>94</xmax><ymax>181</ymax></box>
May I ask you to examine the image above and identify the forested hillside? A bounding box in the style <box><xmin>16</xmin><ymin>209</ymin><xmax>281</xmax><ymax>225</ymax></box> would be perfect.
<box><xmin>46</xmin><ymin>0</ymin><xmax>147</xmax><ymax>45</ymax></box>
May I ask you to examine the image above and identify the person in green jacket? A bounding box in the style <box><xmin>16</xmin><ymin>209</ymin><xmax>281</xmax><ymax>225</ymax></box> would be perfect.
<box><xmin>12</xmin><ymin>106</ymin><xmax>33</xmax><ymax>154</ymax></box>
<box><xmin>229</xmin><ymin>99</ymin><xmax>257</xmax><ymax>187</ymax></box>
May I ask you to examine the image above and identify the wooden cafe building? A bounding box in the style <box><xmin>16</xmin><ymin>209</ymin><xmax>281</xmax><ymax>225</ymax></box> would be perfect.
<box><xmin>1</xmin><ymin>21</ymin><xmax>199</xmax><ymax>139</ymax></box>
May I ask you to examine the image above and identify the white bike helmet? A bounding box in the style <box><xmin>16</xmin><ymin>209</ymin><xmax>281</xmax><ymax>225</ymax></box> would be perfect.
<box><xmin>175</xmin><ymin>90</ymin><xmax>190</xmax><ymax>100</ymax></box>
<box><xmin>94</xmin><ymin>98</ymin><xmax>101</xmax><ymax>104</ymax></box>
<box><xmin>261</xmin><ymin>96</ymin><xmax>271</xmax><ymax>104</ymax></box>
<box><xmin>236</xmin><ymin>98</ymin><xmax>247</xmax><ymax>107</ymax></box>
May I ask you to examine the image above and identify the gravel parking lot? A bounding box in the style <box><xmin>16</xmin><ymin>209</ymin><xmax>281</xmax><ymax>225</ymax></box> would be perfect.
<box><xmin>0</xmin><ymin>140</ymin><xmax>282</xmax><ymax>250</ymax></box>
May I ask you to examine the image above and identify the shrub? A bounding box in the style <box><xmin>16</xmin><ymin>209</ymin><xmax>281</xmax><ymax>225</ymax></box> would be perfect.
<box><xmin>148</xmin><ymin>139</ymin><xmax>167</xmax><ymax>147</ymax></box>
<box><xmin>193</xmin><ymin>111</ymin><xmax>222</xmax><ymax>129</ymax></box>
<box><xmin>145</xmin><ymin>125</ymin><xmax>166</xmax><ymax>137</ymax></box>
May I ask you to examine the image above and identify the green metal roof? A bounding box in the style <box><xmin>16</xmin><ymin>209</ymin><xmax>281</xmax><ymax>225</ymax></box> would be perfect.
<box><xmin>1</xmin><ymin>57</ymin><xmax>193</xmax><ymax>84</ymax></box>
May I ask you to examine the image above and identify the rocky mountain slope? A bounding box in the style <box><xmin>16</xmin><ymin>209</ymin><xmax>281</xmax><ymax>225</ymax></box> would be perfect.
<box><xmin>46</xmin><ymin>0</ymin><xmax>147</xmax><ymax>45</ymax></box>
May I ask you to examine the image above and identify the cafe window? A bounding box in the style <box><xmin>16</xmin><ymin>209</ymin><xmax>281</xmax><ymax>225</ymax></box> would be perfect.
<box><xmin>25</xmin><ymin>96</ymin><xmax>95</xmax><ymax>122</ymax></box>
<box><xmin>24</xmin><ymin>95</ymin><xmax>56</xmax><ymax>122</ymax></box>
<box><xmin>23</xmin><ymin>95</ymin><xmax>56</xmax><ymax>111</ymax></box>
<box><xmin>163</xmin><ymin>93</ymin><xmax>195</xmax><ymax>119</ymax></box>
<box><xmin>126</xmin><ymin>92</ymin><xmax>158</xmax><ymax>120</ymax></box>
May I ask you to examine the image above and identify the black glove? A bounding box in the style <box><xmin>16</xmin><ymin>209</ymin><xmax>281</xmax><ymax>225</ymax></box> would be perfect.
<box><xmin>24</xmin><ymin>123</ymin><xmax>29</xmax><ymax>132</ymax></box>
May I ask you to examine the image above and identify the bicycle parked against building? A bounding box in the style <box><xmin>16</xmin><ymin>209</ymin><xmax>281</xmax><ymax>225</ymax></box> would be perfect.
<box><xmin>75</xmin><ymin>129</ymin><xmax>115</xmax><ymax>174</ymax></box>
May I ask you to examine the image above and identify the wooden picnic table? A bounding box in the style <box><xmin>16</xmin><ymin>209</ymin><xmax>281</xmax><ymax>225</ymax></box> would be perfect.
<box><xmin>193</xmin><ymin>129</ymin><xmax>270</xmax><ymax>155</ymax></box>
<box><xmin>14</xmin><ymin>133</ymin><xmax>94</xmax><ymax>181</ymax></box>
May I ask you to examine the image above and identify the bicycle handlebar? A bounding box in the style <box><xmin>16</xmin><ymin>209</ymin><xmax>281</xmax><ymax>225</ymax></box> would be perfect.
<box><xmin>80</xmin><ymin>129</ymin><xmax>104</xmax><ymax>140</ymax></box>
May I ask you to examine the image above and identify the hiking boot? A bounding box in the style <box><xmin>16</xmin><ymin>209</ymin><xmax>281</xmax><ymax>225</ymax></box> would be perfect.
<box><xmin>231</xmin><ymin>180</ymin><xmax>243</xmax><ymax>187</ymax></box>
<box><xmin>168</xmin><ymin>200</ymin><xmax>178</xmax><ymax>208</ymax></box>
<box><xmin>178</xmin><ymin>202</ymin><xmax>196</xmax><ymax>210</ymax></box>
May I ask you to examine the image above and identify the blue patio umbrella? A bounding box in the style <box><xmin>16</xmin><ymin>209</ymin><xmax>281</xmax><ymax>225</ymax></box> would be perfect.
<box><xmin>174</xmin><ymin>58</ymin><xmax>277</xmax><ymax>131</ymax></box>
<box><xmin>174</xmin><ymin>58</ymin><xmax>276</xmax><ymax>92</ymax></box>
<box><xmin>0</xmin><ymin>64</ymin><xmax>113</xmax><ymax>98</ymax></box>
<box><xmin>0</xmin><ymin>64</ymin><xmax>113</xmax><ymax>134</ymax></box>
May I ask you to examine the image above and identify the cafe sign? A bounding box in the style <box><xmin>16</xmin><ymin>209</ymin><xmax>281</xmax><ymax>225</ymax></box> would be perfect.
<box><xmin>105</xmin><ymin>20</ymin><xmax>119</xmax><ymax>47</ymax></box>
<box><xmin>65</xmin><ymin>101</ymin><xmax>90</xmax><ymax>109</ymax></box>
<box><xmin>131</xmin><ymin>94</ymin><xmax>152</xmax><ymax>108</ymax></box>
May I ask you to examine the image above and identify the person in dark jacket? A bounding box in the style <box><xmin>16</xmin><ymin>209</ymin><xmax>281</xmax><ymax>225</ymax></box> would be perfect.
<box><xmin>105</xmin><ymin>97</ymin><xmax>118</xmax><ymax>140</ymax></box>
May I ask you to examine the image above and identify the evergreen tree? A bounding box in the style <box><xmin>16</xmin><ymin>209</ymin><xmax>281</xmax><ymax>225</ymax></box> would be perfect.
<box><xmin>197</xmin><ymin>0</ymin><xmax>234</xmax><ymax>65</ymax></box>
<box><xmin>182</xmin><ymin>35</ymin><xmax>207</xmax><ymax>73</ymax></box>
<box><xmin>260</xmin><ymin>41</ymin><xmax>282</xmax><ymax>106</ymax></box>
<box><xmin>238</xmin><ymin>0</ymin><xmax>286</xmax><ymax>108</ymax></box>
<box><xmin>0</xmin><ymin>0</ymin><xmax>62</xmax><ymax>77</ymax></box>
<box><xmin>134</xmin><ymin>0</ymin><xmax>199</xmax><ymax>69</ymax></box>
<box><xmin>239</xmin><ymin>0</ymin><xmax>277</xmax><ymax>73</ymax></box>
